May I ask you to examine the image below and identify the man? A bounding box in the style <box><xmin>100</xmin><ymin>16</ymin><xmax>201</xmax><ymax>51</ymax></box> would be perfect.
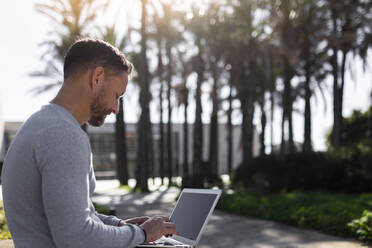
<box><xmin>1</xmin><ymin>38</ymin><xmax>178</xmax><ymax>248</ymax></box>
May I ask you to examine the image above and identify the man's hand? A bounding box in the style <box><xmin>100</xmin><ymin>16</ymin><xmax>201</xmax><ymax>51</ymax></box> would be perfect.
<box><xmin>140</xmin><ymin>216</ymin><xmax>178</xmax><ymax>243</ymax></box>
<box><xmin>118</xmin><ymin>216</ymin><xmax>150</xmax><ymax>226</ymax></box>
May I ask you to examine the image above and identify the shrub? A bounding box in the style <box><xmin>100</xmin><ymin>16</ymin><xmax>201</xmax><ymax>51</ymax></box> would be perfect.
<box><xmin>348</xmin><ymin>210</ymin><xmax>372</xmax><ymax>242</ymax></box>
<box><xmin>217</xmin><ymin>191</ymin><xmax>372</xmax><ymax>239</ymax></box>
<box><xmin>0</xmin><ymin>201</ymin><xmax>11</xmax><ymax>240</ymax></box>
<box><xmin>232</xmin><ymin>151</ymin><xmax>372</xmax><ymax>193</ymax></box>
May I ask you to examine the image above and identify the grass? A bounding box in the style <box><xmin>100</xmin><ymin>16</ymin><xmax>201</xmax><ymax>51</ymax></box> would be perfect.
<box><xmin>118</xmin><ymin>184</ymin><xmax>151</xmax><ymax>193</ymax></box>
<box><xmin>119</xmin><ymin>185</ymin><xmax>133</xmax><ymax>191</ymax></box>
<box><xmin>216</xmin><ymin>191</ymin><xmax>372</xmax><ymax>240</ymax></box>
<box><xmin>0</xmin><ymin>202</ymin><xmax>11</xmax><ymax>240</ymax></box>
<box><xmin>93</xmin><ymin>202</ymin><xmax>111</xmax><ymax>215</ymax></box>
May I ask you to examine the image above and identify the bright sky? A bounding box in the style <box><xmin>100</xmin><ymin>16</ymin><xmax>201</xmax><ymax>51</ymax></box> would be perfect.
<box><xmin>0</xmin><ymin>0</ymin><xmax>371</xmax><ymax>151</ymax></box>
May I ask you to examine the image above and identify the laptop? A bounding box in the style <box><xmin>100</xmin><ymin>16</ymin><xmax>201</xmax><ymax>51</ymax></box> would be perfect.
<box><xmin>136</xmin><ymin>188</ymin><xmax>222</xmax><ymax>248</ymax></box>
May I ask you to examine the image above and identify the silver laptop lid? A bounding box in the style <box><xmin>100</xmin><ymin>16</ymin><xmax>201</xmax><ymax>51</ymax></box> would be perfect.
<box><xmin>169</xmin><ymin>188</ymin><xmax>222</xmax><ymax>247</ymax></box>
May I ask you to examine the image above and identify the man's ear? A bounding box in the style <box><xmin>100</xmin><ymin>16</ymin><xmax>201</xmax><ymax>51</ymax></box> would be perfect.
<box><xmin>90</xmin><ymin>66</ymin><xmax>105</xmax><ymax>91</ymax></box>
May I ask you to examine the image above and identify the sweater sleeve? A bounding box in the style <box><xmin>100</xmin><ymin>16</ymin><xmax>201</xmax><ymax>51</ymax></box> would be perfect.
<box><xmin>36</xmin><ymin>127</ymin><xmax>145</xmax><ymax>248</ymax></box>
<box><xmin>95</xmin><ymin>212</ymin><xmax>121</xmax><ymax>226</ymax></box>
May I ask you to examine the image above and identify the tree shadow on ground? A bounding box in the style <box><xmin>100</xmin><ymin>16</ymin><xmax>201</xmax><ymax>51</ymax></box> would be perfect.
<box><xmin>94</xmin><ymin>189</ymin><xmax>366</xmax><ymax>248</ymax></box>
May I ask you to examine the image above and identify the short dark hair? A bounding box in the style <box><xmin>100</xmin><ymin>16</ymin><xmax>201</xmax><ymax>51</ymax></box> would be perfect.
<box><xmin>63</xmin><ymin>38</ymin><xmax>133</xmax><ymax>81</ymax></box>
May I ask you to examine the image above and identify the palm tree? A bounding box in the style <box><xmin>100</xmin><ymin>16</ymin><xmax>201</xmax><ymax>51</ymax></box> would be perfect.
<box><xmin>186</xmin><ymin>7</ymin><xmax>208</xmax><ymax>181</ymax></box>
<box><xmin>32</xmin><ymin>0</ymin><xmax>108</xmax><ymax>93</ymax></box>
<box><xmin>158</xmin><ymin>1</ymin><xmax>184</xmax><ymax>185</ymax></box>
<box><xmin>136</xmin><ymin>0</ymin><xmax>151</xmax><ymax>192</ymax></box>
<box><xmin>227</xmin><ymin>79</ymin><xmax>234</xmax><ymax>175</ymax></box>
<box><xmin>255</xmin><ymin>51</ymin><xmax>270</xmax><ymax>156</ymax></box>
<box><xmin>296</xmin><ymin>0</ymin><xmax>328</xmax><ymax>152</ymax></box>
<box><xmin>325</xmin><ymin>0</ymin><xmax>368</xmax><ymax>149</ymax></box>
<box><xmin>157</xmin><ymin>37</ymin><xmax>166</xmax><ymax>185</ymax></box>
<box><xmin>205</xmin><ymin>2</ymin><xmax>225</xmax><ymax>177</ymax></box>
<box><xmin>262</xmin><ymin>41</ymin><xmax>281</xmax><ymax>155</ymax></box>
<box><xmin>150</xmin><ymin>5</ymin><xmax>167</xmax><ymax>184</ymax></box>
<box><xmin>32</xmin><ymin>0</ymin><xmax>107</xmax><ymax>132</ymax></box>
<box><xmin>175</xmin><ymin>49</ymin><xmax>191</xmax><ymax>180</ymax></box>
<box><xmin>148</xmin><ymin>0</ymin><xmax>184</xmax><ymax>185</ymax></box>
<box><xmin>275</xmin><ymin>0</ymin><xmax>301</xmax><ymax>154</ymax></box>
<box><xmin>165</xmin><ymin>23</ymin><xmax>174</xmax><ymax>185</ymax></box>
<box><xmin>353</xmin><ymin>2</ymin><xmax>372</xmax><ymax>146</ymax></box>
<box><xmin>224</xmin><ymin>50</ymin><xmax>239</xmax><ymax>174</ymax></box>
<box><xmin>115</xmin><ymin>98</ymin><xmax>129</xmax><ymax>184</ymax></box>
<box><xmin>230</xmin><ymin>0</ymin><xmax>260</xmax><ymax>162</ymax></box>
<box><xmin>209</xmin><ymin>61</ymin><xmax>220</xmax><ymax>175</ymax></box>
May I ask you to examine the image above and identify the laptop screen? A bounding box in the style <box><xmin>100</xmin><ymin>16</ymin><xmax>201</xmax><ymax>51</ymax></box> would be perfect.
<box><xmin>170</xmin><ymin>192</ymin><xmax>218</xmax><ymax>241</ymax></box>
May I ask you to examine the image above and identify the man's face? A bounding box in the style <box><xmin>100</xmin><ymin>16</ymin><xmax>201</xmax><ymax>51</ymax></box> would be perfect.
<box><xmin>88</xmin><ymin>70</ymin><xmax>128</xmax><ymax>126</ymax></box>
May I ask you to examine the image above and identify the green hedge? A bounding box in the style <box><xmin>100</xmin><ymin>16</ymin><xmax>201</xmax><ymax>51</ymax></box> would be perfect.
<box><xmin>217</xmin><ymin>191</ymin><xmax>372</xmax><ymax>240</ymax></box>
<box><xmin>232</xmin><ymin>151</ymin><xmax>372</xmax><ymax>193</ymax></box>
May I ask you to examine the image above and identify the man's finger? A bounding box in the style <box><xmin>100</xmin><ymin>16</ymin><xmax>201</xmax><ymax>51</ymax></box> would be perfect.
<box><xmin>138</xmin><ymin>216</ymin><xmax>150</xmax><ymax>221</ymax></box>
<box><xmin>160</xmin><ymin>216</ymin><xmax>170</xmax><ymax>222</ymax></box>
<box><xmin>165</xmin><ymin>228</ymin><xmax>179</xmax><ymax>236</ymax></box>
<box><xmin>164</xmin><ymin>222</ymin><xmax>176</xmax><ymax>228</ymax></box>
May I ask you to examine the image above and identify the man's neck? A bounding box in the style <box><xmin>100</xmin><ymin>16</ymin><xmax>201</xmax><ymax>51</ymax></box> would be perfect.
<box><xmin>51</xmin><ymin>83</ymin><xmax>90</xmax><ymax>126</ymax></box>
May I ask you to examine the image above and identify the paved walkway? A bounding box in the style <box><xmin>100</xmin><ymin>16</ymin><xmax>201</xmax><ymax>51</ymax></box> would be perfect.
<box><xmin>0</xmin><ymin>180</ymin><xmax>368</xmax><ymax>247</ymax></box>
<box><xmin>92</xmin><ymin>180</ymin><xmax>367</xmax><ymax>248</ymax></box>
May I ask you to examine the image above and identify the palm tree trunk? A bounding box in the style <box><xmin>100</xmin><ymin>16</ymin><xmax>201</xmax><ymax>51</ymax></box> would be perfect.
<box><xmin>157</xmin><ymin>38</ymin><xmax>165</xmax><ymax>185</ymax></box>
<box><xmin>281</xmin><ymin>60</ymin><xmax>294</xmax><ymax>154</ymax></box>
<box><xmin>338</xmin><ymin>50</ymin><xmax>348</xmax><ymax>146</ymax></box>
<box><xmin>260</xmin><ymin>102</ymin><xmax>266</xmax><ymax>156</ymax></box>
<box><xmin>303</xmin><ymin>61</ymin><xmax>312</xmax><ymax>152</ymax></box>
<box><xmin>288</xmin><ymin>95</ymin><xmax>294</xmax><ymax>153</ymax></box>
<box><xmin>183</xmin><ymin>93</ymin><xmax>189</xmax><ymax>178</ymax></box>
<box><xmin>182</xmin><ymin>68</ymin><xmax>189</xmax><ymax>178</ymax></box>
<box><xmin>270</xmin><ymin>91</ymin><xmax>275</xmax><ymax>154</ymax></box>
<box><xmin>227</xmin><ymin>83</ymin><xmax>233</xmax><ymax>175</ymax></box>
<box><xmin>280</xmin><ymin>107</ymin><xmax>285</xmax><ymax>154</ymax></box>
<box><xmin>115</xmin><ymin>98</ymin><xmax>129</xmax><ymax>185</ymax></box>
<box><xmin>136</xmin><ymin>0</ymin><xmax>150</xmax><ymax>191</ymax></box>
<box><xmin>160</xmin><ymin>82</ymin><xmax>165</xmax><ymax>184</ymax></box>
<box><xmin>209</xmin><ymin>62</ymin><xmax>219</xmax><ymax>176</ymax></box>
<box><xmin>240</xmin><ymin>95</ymin><xmax>254</xmax><ymax>164</ymax></box>
<box><xmin>149</xmin><ymin>121</ymin><xmax>155</xmax><ymax>180</ymax></box>
<box><xmin>330</xmin><ymin>8</ymin><xmax>341</xmax><ymax>149</ymax></box>
<box><xmin>193</xmin><ymin>53</ymin><xmax>204</xmax><ymax>178</ymax></box>
<box><xmin>247</xmin><ymin>98</ymin><xmax>255</xmax><ymax>160</ymax></box>
<box><xmin>370</xmin><ymin>91</ymin><xmax>372</xmax><ymax>145</ymax></box>
<box><xmin>331</xmin><ymin>48</ymin><xmax>341</xmax><ymax>148</ymax></box>
<box><xmin>166</xmin><ymin>40</ymin><xmax>173</xmax><ymax>185</ymax></box>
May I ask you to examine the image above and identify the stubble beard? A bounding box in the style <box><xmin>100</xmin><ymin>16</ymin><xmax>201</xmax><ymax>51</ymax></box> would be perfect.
<box><xmin>88</xmin><ymin>92</ymin><xmax>112</xmax><ymax>127</ymax></box>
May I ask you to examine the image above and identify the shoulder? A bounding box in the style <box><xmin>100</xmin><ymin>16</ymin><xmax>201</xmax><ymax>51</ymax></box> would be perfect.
<box><xmin>34</xmin><ymin>124</ymin><xmax>90</xmax><ymax>173</ymax></box>
<box><xmin>28</xmin><ymin>107</ymin><xmax>90</xmax><ymax>160</ymax></box>
<box><xmin>25</xmin><ymin>105</ymin><xmax>89</xmax><ymax>146</ymax></box>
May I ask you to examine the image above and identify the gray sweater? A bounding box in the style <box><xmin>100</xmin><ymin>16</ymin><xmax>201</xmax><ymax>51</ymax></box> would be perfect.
<box><xmin>1</xmin><ymin>103</ymin><xmax>145</xmax><ymax>248</ymax></box>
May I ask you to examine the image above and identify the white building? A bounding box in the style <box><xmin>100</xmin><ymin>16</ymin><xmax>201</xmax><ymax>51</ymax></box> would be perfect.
<box><xmin>1</xmin><ymin>121</ymin><xmax>260</xmax><ymax>178</ymax></box>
